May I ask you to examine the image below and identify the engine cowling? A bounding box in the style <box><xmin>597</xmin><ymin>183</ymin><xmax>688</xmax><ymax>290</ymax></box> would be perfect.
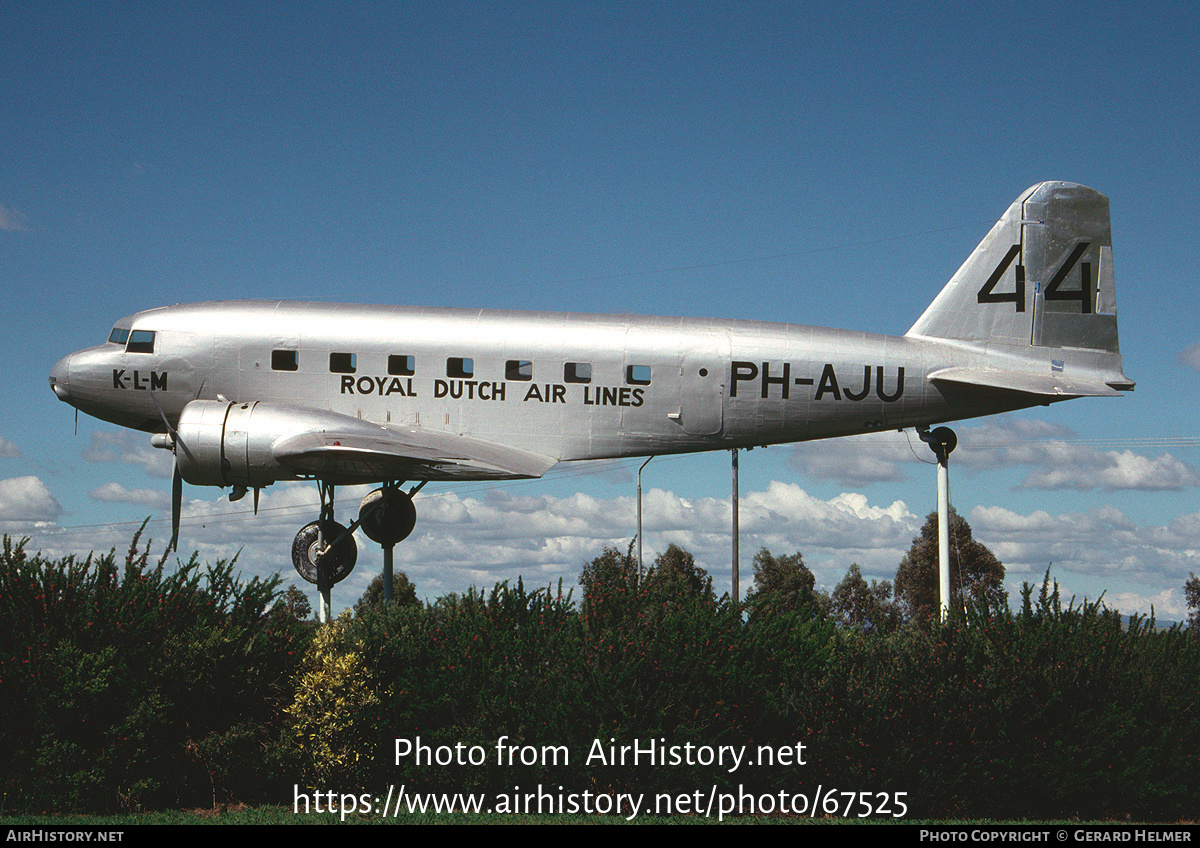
<box><xmin>173</xmin><ymin>400</ymin><xmax>276</xmax><ymax>488</ymax></box>
<box><xmin>173</xmin><ymin>399</ymin><xmax>385</xmax><ymax>489</ymax></box>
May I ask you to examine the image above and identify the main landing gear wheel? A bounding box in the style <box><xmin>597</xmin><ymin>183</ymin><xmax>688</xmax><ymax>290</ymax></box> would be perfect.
<box><xmin>291</xmin><ymin>520</ymin><xmax>357</xmax><ymax>585</ymax></box>
<box><xmin>358</xmin><ymin>486</ymin><xmax>417</xmax><ymax>546</ymax></box>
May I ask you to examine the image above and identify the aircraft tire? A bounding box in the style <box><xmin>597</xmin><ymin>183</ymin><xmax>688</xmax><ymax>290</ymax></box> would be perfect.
<box><xmin>292</xmin><ymin>520</ymin><xmax>357</xmax><ymax>584</ymax></box>
<box><xmin>359</xmin><ymin>487</ymin><xmax>417</xmax><ymax>546</ymax></box>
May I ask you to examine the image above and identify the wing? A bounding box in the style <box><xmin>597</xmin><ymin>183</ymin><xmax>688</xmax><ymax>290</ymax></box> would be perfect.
<box><xmin>272</xmin><ymin>423</ymin><xmax>559</xmax><ymax>483</ymax></box>
<box><xmin>172</xmin><ymin>400</ymin><xmax>558</xmax><ymax>487</ymax></box>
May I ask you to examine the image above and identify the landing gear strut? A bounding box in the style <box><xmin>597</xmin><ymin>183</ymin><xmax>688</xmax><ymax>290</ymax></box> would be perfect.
<box><xmin>291</xmin><ymin>481</ymin><xmax>358</xmax><ymax>623</ymax></box>
<box><xmin>290</xmin><ymin>480</ymin><xmax>423</xmax><ymax>621</ymax></box>
<box><xmin>359</xmin><ymin>482</ymin><xmax>421</xmax><ymax>606</ymax></box>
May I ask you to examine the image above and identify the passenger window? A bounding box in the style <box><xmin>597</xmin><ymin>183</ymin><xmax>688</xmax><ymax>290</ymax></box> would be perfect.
<box><xmin>506</xmin><ymin>360</ymin><xmax>533</xmax><ymax>381</ymax></box>
<box><xmin>626</xmin><ymin>365</ymin><xmax>652</xmax><ymax>385</ymax></box>
<box><xmin>389</xmin><ymin>355</ymin><xmax>415</xmax><ymax>376</ymax></box>
<box><xmin>329</xmin><ymin>352</ymin><xmax>356</xmax><ymax>374</ymax></box>
<box><xmin>108</xmin><ymin>327</ymin><xmax>130</xmax><ymax>345</ymax></box>
<box><xmin>564</xmin><ymin>362</ymin><xmax>591</xmax><ymax>384</ymax></box>
<box><xmin>126</xmin><ymin>330</ymin><xmax>155</xmax><ymax>354</ymax></box>
<box><xmin>447</xmin><ymin>357</ymin><xmax>473</xmax><ymax>378</ymax></box>
<box><xmin>272</xmin><ymin>350</ymin><xmax>298</xmax><ymax>371</ymax></box>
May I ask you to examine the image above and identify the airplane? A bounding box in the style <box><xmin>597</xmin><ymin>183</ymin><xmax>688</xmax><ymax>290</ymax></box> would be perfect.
<box><xmin>48</xmin><ymin>181</ymin><xmax>1133</xmax><ymax>597</ymax></box>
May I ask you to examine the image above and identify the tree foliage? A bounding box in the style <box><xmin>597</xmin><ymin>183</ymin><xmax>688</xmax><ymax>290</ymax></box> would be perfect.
<box><xmin>1186</xmin><ymin>572</ymin><xmax>1200</xmax><ymax>639</ymax></box>
<box><xmin>578</xmin><ymin>542</ymin><xmax>640</xmax><ymax>629</ymax></box>
<box><xmin>0</xmin><ymin>529</ymin><xmax>305</xmax><ymax>812</ymax></box>
<box><xmin>894</xmin><ymin>508</ymin><xmax>1005</xmax><ymax>623</ymax></box>
<box><xmin>579</xmin><ymin>541</ymin><xmax>714</xmax><ymax>629</ymax></box>
<box><xmin>353</xmin><ymin>570</ymin><xmax>419</xmax><ymax>614</ymax></box>
<box><xmin>830</xmin><ymin>563</ymin><xmax>899</xmax><ymax>633</ymax></box>
<box><xmin>18</xmin><ymin>531</ymin><xmax>1200</xmax><ymax>820</ymax></box>
<box><xmin>284</xmin><ymin>611</ymin><xmax>381</xmax><ymax>786</ymax></box>
<box><xmin>648</xmin><ymin>543</ymin><xmax>710</xmax><ymax>599</ymax></box>
<box><xmin>275</xmin><ymin>584</ymin><xmax>312</xmax><ymax>621</ymax></box>
<box><xmin>745</xmin><ymin>548</ymin><xmax>820</xmax><ymax>617</ymax></box>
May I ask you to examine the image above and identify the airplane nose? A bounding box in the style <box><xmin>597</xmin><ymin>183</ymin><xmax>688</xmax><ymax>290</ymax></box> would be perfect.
<box><xmin>49</xmin><ymin>354</ymin><xmax>71</xmax><ymax>401</ymax></box>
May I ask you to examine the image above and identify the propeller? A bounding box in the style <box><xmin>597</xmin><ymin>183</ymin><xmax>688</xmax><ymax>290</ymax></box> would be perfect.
<box><xmin>171</xmin><ymin>458</ymin><xmax>183</xmax><ymax>551</ymax></box>
<box><xmin>148</xmin><ymin>392</ymin><xmax>189</xmax><ymax>553</ymax></box>
<box><xmin>148</xmin><ymin>397</ymin><xmax>259</xmax><ymax>554</ymax></box>
<box><xmin>150</xmin><ymin>431</ymin><xmax>183</xmax><ymax>553</ymax></box>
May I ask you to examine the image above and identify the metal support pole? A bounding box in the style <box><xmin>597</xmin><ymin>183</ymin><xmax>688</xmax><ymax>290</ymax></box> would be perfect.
<box><xmin>317</xmin><ymin>481</ymin><xmax>334</xmax><ymax>624</ymax></box>
<box><xmin>637</xmin><ymin>456</ymin><xmax>654</xmax><ymax>583</ymax></box>
<box><xmin>919</xmin><ymin>426</ymin><xmax>957</xmax><ymax>623</ymax></box>
<box><xmin>732</xmin><ymin>448</ymin><xmax>739</xmax><ymax>606</ymax></box>
<box><xmin>937</xmin><ymin>450</ymin><xmax>951</xmax><ymax>622</ymax></box>
<box><xmin>383</xmin><ymin>544</ymin><xmax>394</xmax><ymax>604</ymax></box>
<box><xmin>317</xmin><ymin>574</ymin><xmax>331</xmax><ymax>624</ymax></box>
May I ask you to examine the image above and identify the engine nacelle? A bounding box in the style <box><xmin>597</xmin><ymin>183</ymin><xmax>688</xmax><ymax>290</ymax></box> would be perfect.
<box><xmin>174</xmin><ymin>399</ymin><xmax>384</xmax><ymax>489</ymax></box>
<box><xmin>174</xmin><ymin>400</ymin><xmax>280</xmax><ymax>488</ymax></box>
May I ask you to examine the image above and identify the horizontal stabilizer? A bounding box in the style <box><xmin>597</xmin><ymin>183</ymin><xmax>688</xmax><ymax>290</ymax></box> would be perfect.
<box><xmin>929</xmin><ymin>367</ymin><xmax>1133</xmax><ymax>398</ymax></box>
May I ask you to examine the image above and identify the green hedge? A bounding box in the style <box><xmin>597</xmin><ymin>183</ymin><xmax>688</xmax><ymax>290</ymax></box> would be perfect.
<box><xmin>318</xmin><ymin>575</ymin><xmax>1199</xmax><ymax>820</ymax></box>
<box><xmin>0</xmin><ymin>531</ymin><xmax>307</xmax><ymax>813</ymax></box>
<box><xmin>803</xmin><ymin>584</ymin><xmax>1200</xmax><ymax>819</ymax></box>
<box><xmin>5</xmin><ymin>534</ymin><xmax>1198</xmax><ymax>820</ymax></box>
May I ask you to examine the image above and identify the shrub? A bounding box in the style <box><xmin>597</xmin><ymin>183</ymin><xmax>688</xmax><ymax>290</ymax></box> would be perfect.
<box><xmin>0</xmin><ymin>529</ymin><xmax>305</xmax><ymax>813</ymax></box>
<box><xmin>284</xmin><ymin>611</ymin><xmax>382</xmax><ymax>788</ymax></box>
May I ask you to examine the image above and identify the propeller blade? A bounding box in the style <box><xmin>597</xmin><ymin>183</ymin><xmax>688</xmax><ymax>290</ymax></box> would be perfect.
<box><xmin>147</xmin><ymin>393</ymin><xmax>191</xmax><ymax>555</ymax></box>
<box><xmin>170</xmin><ymin>456</ymin><xmax>182</xmax><ymax>553</ymax></box>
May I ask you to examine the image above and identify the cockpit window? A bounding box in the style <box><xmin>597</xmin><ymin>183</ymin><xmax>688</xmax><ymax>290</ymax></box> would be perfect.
<box><xmin>108</xmin><ymin>327</ymin><xmax>130</xmax><ymax>345</ymax></box>
<box><xmin>126</xmin><ymin>330</ymin><xmax>156</xmax><ymax>353</ymax></box>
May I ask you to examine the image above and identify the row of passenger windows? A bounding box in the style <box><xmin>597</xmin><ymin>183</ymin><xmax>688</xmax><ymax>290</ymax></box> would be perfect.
<box><xmin>271</xmin><ymin>350</ymin><xmax>652</xmax><ymax>386</ymax></box>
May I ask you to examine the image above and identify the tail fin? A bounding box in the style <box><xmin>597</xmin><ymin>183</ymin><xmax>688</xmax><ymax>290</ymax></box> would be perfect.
<box><xmin>907</xmin><ymin>182</ymin><xmax>1134</xmax><ymax>397</ymax></box>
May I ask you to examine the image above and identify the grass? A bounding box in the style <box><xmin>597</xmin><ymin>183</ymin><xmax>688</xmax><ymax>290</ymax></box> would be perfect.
<box><xmin>1</xmin><ymin>806</ymin><xmax>1187</xmax><ymax>825</ymax></box>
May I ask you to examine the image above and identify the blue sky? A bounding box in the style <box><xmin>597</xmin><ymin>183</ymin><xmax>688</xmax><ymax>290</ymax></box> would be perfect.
<box><xmin>4</xmin><ymin>1</ymin><xmax>1200</xmax><ymax>619</ymax></box>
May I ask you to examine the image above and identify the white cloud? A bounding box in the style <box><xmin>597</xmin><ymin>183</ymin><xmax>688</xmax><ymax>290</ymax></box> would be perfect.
<box><xmin>952</xmin><ymin>419</ymin><xmax>1200</xmax><ymax>490</ymax></box>
<box><xmin>1103</xmin><ymin>587</ymin><xmax>1187</xmax><ymax>623</ymax></box>
<box><xmin>952</xmin><ymin>418</ymin><xmax>1078</xmax><ymax>469</ymax></box>
<box><xmin>45</xmin><ymin>479</ymin><xmax>916</xmax><ymax>607</ymax></box>
<box><xmin>376</xmin><ymin>481</ymin><xmax>919</xmax><ymax>597</ymax></box>
<box><xmin>788</xmin><ymin>432</ymin><xmax>915</xmax><ymax>486</ymax></box>
<box><xmin>18</xmin><ymin>467</ymin><xmax>1200</xmax><ymax>625</ymax></box>
<box><xmin>969</xmin><ymin>503</ymin><xmax>1200</xmax><ymax>595</ymax></box>
<box><xmin>1178</xmin><ymin>342</ymin><xmax>1200</xmax><ymax>372</ymax></box>
<box><xmin>791</xmin><ymin>418</ymin><xmax>1200</xmax><ymax>493</ymax></box>
<box><xmin>89</xmin><ymin>482</ymin><xmax>173</xmax><ymax>509</ymax></box>
<box><xmin>83</xmin><ymin>430</ymin><xmax>173</xmax><ymax>478</ymax></box>
<box><xmin>0</xmin><ymin>205</ymin><xmax>28</xmax><ymax>232</ymax></box>
<box><xmin>0</xmin><ymin>437</ymin><xmax>20</xmax><ymax>458</ymax></box>
<box><xmin>1020</xmin><ymin>449</ymin><xmax>1200</xmax><ymax>491</ymax></box>
<box><xmin>0</xmin><ymin>476</ymin><xmax>62</xmax><ymax>523</ymax></box>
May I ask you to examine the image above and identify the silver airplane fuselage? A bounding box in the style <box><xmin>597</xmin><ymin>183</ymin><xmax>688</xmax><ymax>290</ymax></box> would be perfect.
<box><xmin>47</xmin><ymin>182</ymin><xmax>1134</xmax><ymax>587</ymax></box>
<box><xmin>50</xmin><ymin>299</ymin><xmax>1064</xmax><ymax>471</ymax></box>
